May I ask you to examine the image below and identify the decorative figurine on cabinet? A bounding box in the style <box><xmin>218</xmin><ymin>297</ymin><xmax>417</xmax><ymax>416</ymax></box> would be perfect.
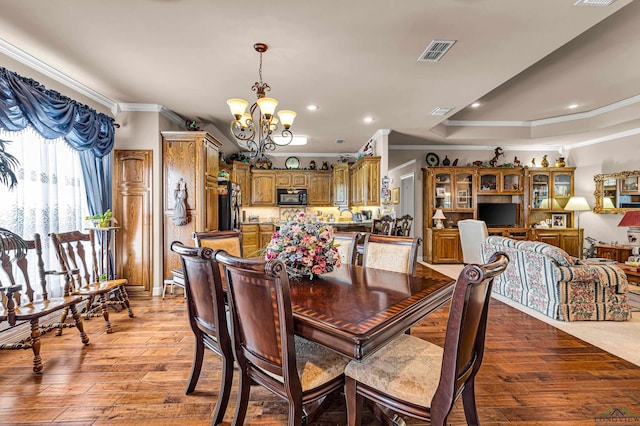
<box><xmin>541</xmin><ymin>154</ymin><xmax>549</xmax><ymax>167</ymax></box>
<box><xmin>309</xmin><ymin>160</ymin><xmax>316</xmax><ymax>170</ymax></box>
<box><xmin>321</xmin><ymin>161</ymin><xmax>329</xmax><ymax>170</ymax></box>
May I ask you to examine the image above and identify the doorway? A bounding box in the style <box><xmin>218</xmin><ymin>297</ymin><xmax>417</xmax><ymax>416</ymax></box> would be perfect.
<box><xmin>399</xmin><ymin>173</ymin><xmax>415</xmax><ymax>236</ymax></box>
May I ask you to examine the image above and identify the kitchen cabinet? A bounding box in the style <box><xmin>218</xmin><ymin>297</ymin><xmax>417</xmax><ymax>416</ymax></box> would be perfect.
<box><xmin>240</xmin><ymin>224</ymin><xmax>259</xmax><ymax>257</ymax></box>
<box><xmin>259</xmin><ymin>224</ymin><xmax>275</xmax><ymax>250</ymax></box>
<box><xmin>161</xmin><ymin>131</ymin><xmax>221</xmax><ymax>280</ymax></box>
<box><xmin>231</xmin><ymin>161</ymin><xmax>251</xmax><ymax>206</ymax></box>
<box><xmin>307</xmin><ymin>171</ymin><xmax>332</xmax><ymax>206</ymax></box>
<box><xmin>349</xmin><ymin>156</ymin><xmax>380</xmax><ymax>206</ymax></box>
<box><xmin>276</xmin><ymin>171</ymin><xmax>308</xmax><ymax>188</ymax></box>
<box><xmin>332</xmin><ymin>162</ymin><xmax>350</xmax><ymax>207</ymax></box>
<box><xmin>250</xmin><ymin>170</ymin><xmax>276</xmax><ymax>206</ymax></box>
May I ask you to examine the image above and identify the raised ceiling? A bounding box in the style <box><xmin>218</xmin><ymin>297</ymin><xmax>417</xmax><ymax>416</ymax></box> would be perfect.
<box><xmin>0</xmin><ymin>0</ymin><xmax>638</xmax><ymax>155</ymax></box>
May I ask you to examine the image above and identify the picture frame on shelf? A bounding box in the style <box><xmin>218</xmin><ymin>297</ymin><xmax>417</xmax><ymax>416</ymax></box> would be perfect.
<box><xmin>435</xmin><ymin>187</ymin><xmax>446</xmax><ymax>197</ymax></box>
<box><xmin>392</xmin><ymin>187</ymin><xmax>400</xmax><ymax>204</ymax></box>
<box><xmin>552</xmin><ymin>213</ymin><xmax>567</xmax><ymax>229</ymax></box>
<box><xmin>457</xmin><ymin>189</ymin><xmax>468</xmax><ymax>204</ymax></box>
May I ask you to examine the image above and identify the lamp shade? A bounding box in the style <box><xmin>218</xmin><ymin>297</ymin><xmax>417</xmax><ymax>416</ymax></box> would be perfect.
<box><xmin>564</xmin><ymin>196</ymin><xmax>591</xmax><ymax>211</ymax></box>
<box><xmin>618</xmin><ymin>211</ymin><xmax>640</xmax><ymax>227</ymax></box>
<box><xmin>603</xmin><ymin>197</ymin><xmax>615</xmax><ymax>209</ymax></box>
<box><xmin>256</xmin><ymin>97</ymin><xmax>278</xmax><ymax>118</ymax></box>
<box><xmin>227</xmin><ymin>98</ymin><xmax>249</xmax><ymax>118</ymax></box>
<box><xmin>432</xmin><ymin>209</ymin><xmax>446</xmax><ymax>220</ymax></box>
<box><xmin>277</xmin><ymin>110</ymin><xmax>297</xmax><ymax>129</ymax></box>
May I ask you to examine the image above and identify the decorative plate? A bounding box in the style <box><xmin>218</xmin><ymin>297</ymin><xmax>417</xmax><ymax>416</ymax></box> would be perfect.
<box><xmin>285</xmin><ymin>156</ymin><xmax>300</xmax><ymax>169</ymax></box>
<box><xmin>426</xmin><ymin>152</ymin><xmax>440</xmax><ymax>166</ymax></box>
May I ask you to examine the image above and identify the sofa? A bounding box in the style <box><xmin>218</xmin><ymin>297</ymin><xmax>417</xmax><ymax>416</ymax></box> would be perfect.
<box><xmin>481</xmin><ymin>236</ymin><xmax>630</xmax><ymax>321</ymax></box>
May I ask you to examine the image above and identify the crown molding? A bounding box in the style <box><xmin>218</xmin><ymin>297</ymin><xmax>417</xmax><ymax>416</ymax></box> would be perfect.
<box><xmin>0</xmin><ymin>37</ymin><xmax>116</xmax><ymax>109</ymax></box>
<box><xmin>389</xmin><ymin>144</ymin><xmax>563</xmax><ymax>152</ymax></box>
<box><xmin>389</xmin><ymin>159</ymin><xmax>416</xmax><ymax>174</ymax></box>
<box><xmin>267</xmin><ymin>152</ymin><xmax>359</xmax><ymax>158</ymax></box>
<box><xmin>563</xmin><ymin>127</ymin><xmax>640</xmax><ymax>151</ymax></box>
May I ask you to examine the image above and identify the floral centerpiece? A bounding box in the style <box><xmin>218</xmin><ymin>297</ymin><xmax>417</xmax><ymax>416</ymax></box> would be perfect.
<box><xmin>265</xmin><ymin>213</ymin><xmax>341</xmax><ymax>279</ymax></box>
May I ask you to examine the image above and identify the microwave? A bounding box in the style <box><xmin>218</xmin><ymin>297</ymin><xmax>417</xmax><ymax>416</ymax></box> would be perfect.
<box><xmin>277</xmin><ymin>188</ymin><xmax>307</xmax><ymax>206</ymax></box>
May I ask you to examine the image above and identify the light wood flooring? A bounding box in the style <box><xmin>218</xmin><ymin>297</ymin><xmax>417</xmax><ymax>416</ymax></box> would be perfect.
<box><xmin>1</xmin><ymin>290</ymin><xmax>639</xmax><ymax>425</ymax></box>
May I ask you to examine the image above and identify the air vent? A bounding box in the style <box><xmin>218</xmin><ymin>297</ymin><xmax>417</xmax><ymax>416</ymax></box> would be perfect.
<box><xmin>335</xmin><ymin>138</ymin><xmax>346</xmax><ymax>144</ymax></box>
<box><xmin>574</xmin><ymin>0</ymin><xmax>615</xmax><ymax>6</ymax></box>
<box><xmin>429</xmin><ymin>106</ymin><xmax>455</xmax><ymax>116</ymax></box>
<box><xmin>418</xmin><ymin>40</ymin><xmax>456</xmax><ymax>62</ymax></box>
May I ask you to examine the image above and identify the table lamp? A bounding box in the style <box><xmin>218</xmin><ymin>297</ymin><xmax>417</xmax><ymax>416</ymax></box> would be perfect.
<box><xmin>564</xmin><ymin>196</ymin><xmax>591</xmax><ymax>229</ymax></box>
<box><xmin>618</xmin><ymin>210</ymin><xmax>640</xmax><ymax>246</ymax></box>
<box><xmin>433</xmin><ymin>209</ymin><xmax>446</xmax><ymax>229</ymax></box>
<box><xmin>603</xmin><ymin>197</ymin><xmax>615</xmax><ymax>209</ymax></box>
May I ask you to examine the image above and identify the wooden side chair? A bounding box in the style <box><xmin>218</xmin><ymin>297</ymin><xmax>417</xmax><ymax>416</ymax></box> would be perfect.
<box><xmin>344</xmin><ymin>252</ymin><xmax>509</xmax><ymax>426</ymax></box>
<box><xmin>371</xmin><ymin>215</ymin><xmax>395</xmax><ymax>236</ymax></box>
<box><xmin>193</xmin><ymin>230</ymin><xmax>243</xmax><ymax>256</ymax></box>
<box><xmin>0</xmin><ymin>233</ymin><xmax>89</xmax><ymax>373</ymax></box>
<box><xmin>362</xmin><ymin>234</ymin><xmax>421</xmax><ymax>275</ymax></box>
<box><xmin>214</xmin><ymin>250</ymin><xmax>350</xmax><ymax>426</ymax></box>
<box><xmin>333</xmin><ymin>231</ymin><xmax>360</xmax><ymax>265</ymax></box>
<box><xmin>171</xmin><ymin>241</ymin><xmax>233</xmax><ymax>425</ymax></box>
<box><xmin>50</xmin><ymin>230</ymin><xmax>133</xmax><ymax>334</ymax></box>
<box><xmin>394</xmin><ymin>214</ymin><xmax>413</xmax><ymax>236</ymax></box>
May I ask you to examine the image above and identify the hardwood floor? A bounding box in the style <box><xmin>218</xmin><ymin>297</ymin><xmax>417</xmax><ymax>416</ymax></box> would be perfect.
<box><xmin>1</xmin><ymin>291</ymin><xmax>639</xmax><ymax>425</ymax></box>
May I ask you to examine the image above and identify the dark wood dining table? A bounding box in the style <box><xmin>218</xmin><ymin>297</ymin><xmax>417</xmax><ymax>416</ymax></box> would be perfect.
<box><xmin>288</xmin><ymin>262</ymin><xmax>455</xmax><ymax>360</ymax></box>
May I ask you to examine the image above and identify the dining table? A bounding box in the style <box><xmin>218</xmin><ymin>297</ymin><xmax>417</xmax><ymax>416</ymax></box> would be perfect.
<box><xmin>288</xmin><ymin>262</ymin><xmax>455</xmax><ymax>360</ymax></box>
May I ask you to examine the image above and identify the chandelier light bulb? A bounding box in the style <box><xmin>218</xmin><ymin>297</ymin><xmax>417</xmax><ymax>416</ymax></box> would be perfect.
<box><xmin>278</xmin><ymin>110</ymin><xmax>297</xmax><ymax>129</ymax></box>
<box><xmin>256</xmin><ymin>97</ymin><xmax>278</xmax><ymax>119</ymax></box>
<box><xmin>227</xmin><ymin>98</ymin><xmax>249</xmax><ymax>119</ymax></box>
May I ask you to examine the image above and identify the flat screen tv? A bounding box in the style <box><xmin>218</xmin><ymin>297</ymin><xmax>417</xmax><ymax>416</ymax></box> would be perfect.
<box><xmin>477</xmin><ymin>203</ymin><xmax>517</xmax><ymax>227</ymax></box>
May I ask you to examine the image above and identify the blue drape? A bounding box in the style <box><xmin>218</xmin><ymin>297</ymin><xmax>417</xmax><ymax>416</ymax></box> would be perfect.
<box><xmin>0</xmin><ymin>67</ymin><xmax>118</xmax><ymax>276</ymax></box>
<box><xmin>0</xmin><ymin>67</ymin><xmax>115</xmax><ymax>158</ymax></box>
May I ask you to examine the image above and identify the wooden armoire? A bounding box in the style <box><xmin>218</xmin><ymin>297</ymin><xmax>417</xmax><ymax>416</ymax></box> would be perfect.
<box><xmin>162</xmin><ymin>131</ymin><xmax>221</xmax><ymax>280</ymax></box>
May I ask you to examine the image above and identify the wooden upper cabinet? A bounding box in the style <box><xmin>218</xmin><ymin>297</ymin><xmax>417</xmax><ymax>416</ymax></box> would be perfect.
<box><xmin>350</xmin><ymin>156</ymin><xmax>380</xmax><ymax>206</ymax></box>
<box><xmin>231</xmin><ymin>161</ymin><xmax>251</xmax><ymax>206</ymax></box>
<box><xmin>332</xmin><ymin>162</ymin><xmax>350</xmax><ymax>207</ymax></box>
<box><xmin>478</xmin><ymin>168</ymin><xmax>524</xmax><ymax>194</ymax></box>
<box><xmin>161</xmin><ymin>131</ymin><xmax>221</xmax><ymax>280</ymax></box>
<box><xmin>276</xmin><ymin>171</ymin><xmax>308</xmax><ymax>188</ymax></box>
<box><xmin>307</xmin><ymin>171</ymin><xmax>332</xmax><ymax>206</ymax></box>
<box><xmin>250</xmin><ymin>171</ymin><xmax>276</xmax><ymax>206</ymax></box>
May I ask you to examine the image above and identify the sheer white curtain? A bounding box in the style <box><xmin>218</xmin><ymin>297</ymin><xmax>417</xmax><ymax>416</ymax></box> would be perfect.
<box><xmin>0</xmin><ymin>128</ymin><xmax>88</xmax><ymax>296</ymax></box>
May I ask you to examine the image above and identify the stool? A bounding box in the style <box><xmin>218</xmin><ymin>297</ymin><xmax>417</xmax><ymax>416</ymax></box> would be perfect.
<box><xmin>162</xmin><ymin>278</ymin><xmax>176</xmax><ymax>299</ymax></box>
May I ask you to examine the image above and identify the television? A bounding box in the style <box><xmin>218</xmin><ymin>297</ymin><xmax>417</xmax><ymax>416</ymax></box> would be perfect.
<box><xmin>477</xmin><ymin>203</ymin><xmax>518</xmax><ymax>227</ymax></box>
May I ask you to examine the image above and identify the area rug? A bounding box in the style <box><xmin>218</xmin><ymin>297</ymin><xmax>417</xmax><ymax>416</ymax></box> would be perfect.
<box><xmin>421</xmin><ymin>261</ymin><xmax>640</xmax><ymax>367</ymax></box>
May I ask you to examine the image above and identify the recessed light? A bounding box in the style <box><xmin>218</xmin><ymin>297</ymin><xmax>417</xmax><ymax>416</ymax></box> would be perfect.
<box><xmin>306</xmin><ymin>104</ymin><xmax>319</xmax><ymax>111</ymax></box>
<box><xmin>471</xmin><ymin>102</ymin><xmax>481</xmax><ymax>108</ymax></box>
<box><xmin>568</xmin><ymin>104</ymin><xmax>579</xmax><ymax>109</ymax></box>
<box><xmin>363</xmin><ymin>116</ymin><xmax>375</xmax><ymax>123</ymax></box>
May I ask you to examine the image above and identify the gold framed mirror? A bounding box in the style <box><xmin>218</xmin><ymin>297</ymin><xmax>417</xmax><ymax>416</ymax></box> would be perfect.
<box><xmin>593</xmin><ymin>170</ymin><xmax>640</xmax><ymax>213</ymax></box>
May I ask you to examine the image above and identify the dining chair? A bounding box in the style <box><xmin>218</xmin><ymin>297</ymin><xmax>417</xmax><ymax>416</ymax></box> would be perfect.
<box><xmin>213</xmin><ymin>250</ymin><xmax>350</xmax><ymax>426</ymax></box>
<box><xmin>0</xmin><ymin>233</ymin><xmax>89</xmax><ymax>373</ymax></box>
<box><xmin>362</xmin><ymin>234</ymin><xmax>421</xmax><ymax>274</ymax></box>
<box><xmin>344</xmin><ymin>251</ymin><xmax>509</xmax><ymax>426</ymax></box>
<box><xmin>193</xmin><ymin>230</ymin><xmax>243</xmax><ymax>256</ymax></box>
<box><xmin>333</xmin><ymin>231</ymin><xmax>360</xmax><ymax>265</ymax></box>
<box><xmin>371</xmin><ymin>215</ymin><xmax>395</xmax><ymax>236</ymax></box>
<box><xmin>394</xmin><ymin>214</ymin><xmax>413</xmax><ymax>237</ymax></box>
<box><xmin>458</xmin><ymin>219</ymin><xmax>489</xmax><ymax>264</ymax></box>
<box><xmin>170</xmin><ymin>241</ymin><xmax>233</xmax><ymax>425</ymax></box>
<box><xmin>50</xmin><ymin>230</ymin><xmax>134</xmax><ymax>334</ymax></box>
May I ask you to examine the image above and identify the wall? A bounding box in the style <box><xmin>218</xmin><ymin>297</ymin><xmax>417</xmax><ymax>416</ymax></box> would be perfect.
<box><xmin>565</xmin><ymin>136</ymin><xmax>640</xmax><ymax>245</ymax></box>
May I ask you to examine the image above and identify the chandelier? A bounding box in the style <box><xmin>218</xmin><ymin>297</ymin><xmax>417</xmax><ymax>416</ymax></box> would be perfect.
<box><xmin>227</xmin><ymin>43</ymin><xmax>296</xmax><ymax>164</ymax></box>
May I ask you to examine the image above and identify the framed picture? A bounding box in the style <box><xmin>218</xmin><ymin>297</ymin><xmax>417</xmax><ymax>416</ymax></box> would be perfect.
<box><xmin>392</xmin><ymin>187</ymin><xmax>400</xmax><ymax>204</ymax></box>
<box><xmin>552</xmin><ymin>213</ymin><xmax>567</xmax><ymax>229</ymax></box>
<box><xmin>436</xmin><ymin>187</ymin><xmax>446</xmax><ymax>197</ymax></box>
<box><xmin>457</xmin><ymin>189</ymin><xmax>468</xmax><ymax>204</ymax></box>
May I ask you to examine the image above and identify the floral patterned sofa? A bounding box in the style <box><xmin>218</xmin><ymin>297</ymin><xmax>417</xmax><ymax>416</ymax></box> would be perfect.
<box><xmin>481</xmin><ymin>236</ymin><xmax>630</xmax><ymax>321</ymax></box>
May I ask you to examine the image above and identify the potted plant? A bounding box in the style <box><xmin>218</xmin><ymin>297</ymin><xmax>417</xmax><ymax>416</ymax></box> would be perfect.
<box><xmin>86</xmin><ymin>209</ymin><xmax>114</xmax><ymax>228</ymax></box>
<box><xmin>0</xmin><ymin>138</ymin><xmax>26</xmax><ymax>282</ymax></box>
<box><xmin>0</xmin><ymin>138</ymin><xmax>19</xmax><ymax>190</ymax></box>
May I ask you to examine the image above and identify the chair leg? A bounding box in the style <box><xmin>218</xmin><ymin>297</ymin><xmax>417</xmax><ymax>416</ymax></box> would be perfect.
<box><xmin>118</xmin><ymin>285</ymin><xmax>134</xmax><ymax>318</ymax></box>
<box><xmin>56</xmin><ymin>306</ymin><xmax>69</xmax><ymax>336</ymax></box>
<box><xmin>345</xmin><ymin>376</ymin><xmax>363</xmax><ymax>426</ymax></box>
<box><xmin>461</xmin><ymin>379</ymin><xmax>480</xmax><ymax>426</ymax></box>
<box><xmin>287</xmin><ymin>398</ymin><xmax>304</xmax><ymax>426</ymax></box>
<box><xmin>30</xmin><ymin>319</ymin><xmax>43</xmax><ymax>374</ymax></box>
<box><xmin>185</xmin><ymin>338</ymin><xmax>205</xmax><ymax>395</ymax></box>
<box><xmin>212</xmin><ymin>353</ymin><xmax>233</xmax><ymax>425</ymax></box>
<box><xmin>100</xmin><ymin>294</ymin><xmax>113</xmax><ymax>333</ymax></box>
<box><xmin>85</xmin><ymin>295</ymin><xmax>96</xmax><ymax>319</ymax></box>
<box><xmin>70</xmin><ymin>303</ymin><xmax>90</xmax><ymax>345</ymax></box>
<box><xmin>232</xmin><ymin>370</ymin><xmax>251</xmax><ymax>426</ymax></box>
<box><xmin>162</xmin><ymin>279</ymin><xmax>171</xmax><ymax>299</ymax></box>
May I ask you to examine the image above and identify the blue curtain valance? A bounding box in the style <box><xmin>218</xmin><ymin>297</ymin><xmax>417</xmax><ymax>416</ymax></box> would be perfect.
<box><xmin>0</xmin><ymin>67</ymin><xmax>114</xmax><ymax>157</ymax></box>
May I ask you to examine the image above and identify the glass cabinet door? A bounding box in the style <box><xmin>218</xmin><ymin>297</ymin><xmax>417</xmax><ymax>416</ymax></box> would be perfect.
<box><xmin>531</xmin><ymin>173</ymin><xmax>550</xmax><ymax>209</ymax></box>
<box><xmin>502</xmin><ymin>173</ymin><xmax>522</xmax><ymax>192</ymax></box>
<box><xmin>434</xmin><ymin>172</ymin><xmax>452</xmax><ymax>209</ymax></box>
<box><xmin>552</xmin><ymin>172</ymin><xmax>573</xmax><ymax>210</ymax></box>
<box><xmin>455</xmin><ymin>172</ymin><xmax>473</xmax><ymax>210</ymax></box>
<box><xmin>478</xmin><ymin>172</ymin><xmax>498</xmax><ymax>193</ymax></box>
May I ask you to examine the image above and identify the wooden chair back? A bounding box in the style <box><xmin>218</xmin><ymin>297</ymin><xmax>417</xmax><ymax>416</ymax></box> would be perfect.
<box><xmin>362</xmin><ymin>234</ymin><xmax>421</xmax><ymax>274</ymax></box>
<box><xmin>193</xmin><ymin>230</ymin><xmax>243</xmax><ymax>257</ymax></box>
<box><xmin>49</xmin><ymin>230</ymin><xmax>99</xmax><ymax>293</ymax></box>
<box><xmin>431</xmin><ymin>252</ymin><xmax>509</xmax><ymax>421</ymax></box>
<box><xmin>170</xmin><ymin>241</ymin><xmax>233</xmax><ymax>424</ymax></box>
<box><xmin>333</xmin><ymin>231</ymin><xmax>360</xmax><ymax>265</ymax></box>
<box><xmin>371</xmin><ymin>215</ymin><xmax>395</xmax><ymax>235</ymax></box>
<box><xmin>395</xmin><ymin>214</ymin><xmax>413</xmax><ymax>236</ymax></box>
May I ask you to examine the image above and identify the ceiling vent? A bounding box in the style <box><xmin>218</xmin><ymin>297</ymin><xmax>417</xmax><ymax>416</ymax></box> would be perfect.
<box><xmin>574</xmin><ymin>0</ymin><xmax>615</xmax><ymax>6</ymax></box>
<box><xmin>335</xmin><ymin>138</ymin><xmax>346</xmax><ymax>144</ymax></box>
<box><xmin>429</xmin><ymin>106</ymin><xmax>455</xmax><ymax>116</ymax></box>
<box><xmin>418</xmin><ymin>40</ymin><xmax>456</xmax><ymax>62</ymax></box>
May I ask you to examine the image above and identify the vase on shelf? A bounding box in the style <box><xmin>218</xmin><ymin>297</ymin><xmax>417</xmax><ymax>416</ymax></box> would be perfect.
<box><xmin>541</xmin><ymin>155</ymin><xmax>549</xmax><ymax>168</ymax></box>
<box><xmin>555</xmin><ymin>157</ymin><xmax>566</xmax><ymax>168</ymax></box>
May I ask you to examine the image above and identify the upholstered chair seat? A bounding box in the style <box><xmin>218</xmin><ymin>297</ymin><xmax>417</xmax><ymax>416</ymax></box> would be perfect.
<box><xmin>362</xmin><ymin>234</ymin><xmax>421</xmax><ymax>275</ymax></box>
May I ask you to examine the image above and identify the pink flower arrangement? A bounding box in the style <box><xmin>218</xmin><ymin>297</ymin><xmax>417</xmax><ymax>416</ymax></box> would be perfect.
<box><xmin>265</xmin><ymin>213</ymin><xmax>341</xmax><ymax>279</ymax></box>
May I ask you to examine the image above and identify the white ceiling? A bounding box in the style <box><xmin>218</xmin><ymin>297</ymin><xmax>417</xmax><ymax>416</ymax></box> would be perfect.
<box><xmin>1</xmin><ymin>0</ymin><xmax>638</xmax><ymax>156</ymax></box>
